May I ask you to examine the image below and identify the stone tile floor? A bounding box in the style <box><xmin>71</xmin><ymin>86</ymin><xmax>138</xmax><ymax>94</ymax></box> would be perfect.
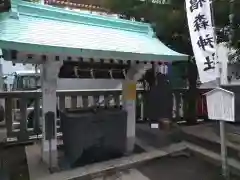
<box><xmin>0</xmin><ymin>145</ymin><xmax>29</xmax><ymax>180</ymax></box>
<box><xmin>1</xmin><ymin>123</ymin><xmax>240</xmax><ymax>180</ymax></box>
<box><xmin>138</xmin><ymin>155</ymin><xmax>226</xmax><ymax>180</ymax></box>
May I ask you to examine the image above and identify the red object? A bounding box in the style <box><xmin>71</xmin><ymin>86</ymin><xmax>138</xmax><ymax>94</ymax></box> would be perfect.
<box><xmin>197</xmin><ymin>94</ymin><xmax>208</xmax><ymax>117</ymax></box>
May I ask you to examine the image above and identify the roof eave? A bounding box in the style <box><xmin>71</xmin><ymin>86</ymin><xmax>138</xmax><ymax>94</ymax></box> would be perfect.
<box><xmin>0</xmin><ymin>40</ymin><xmax>188</xmax><ymax>62</ymax></box>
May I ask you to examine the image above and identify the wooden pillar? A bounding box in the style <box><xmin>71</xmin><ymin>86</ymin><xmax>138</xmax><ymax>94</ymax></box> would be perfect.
<box><xmin>41</xmin><ymin>57</ymin><xmax>62</xmax><ymax>167</ymax></box>
<box><xmin>122</xmin><ymin>63</ymin><xmax>148</xmax><ymax>153</ymax></box>
<box><xmin>122</xmin><ymin>80</ymin><xmax>136</xmax><ymax>154</ymax></box>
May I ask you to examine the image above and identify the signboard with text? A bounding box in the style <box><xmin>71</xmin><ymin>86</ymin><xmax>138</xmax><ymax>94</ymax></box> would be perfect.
<box><xmin>205</xmin><ymin>88</ymin><xmax>235</xmax><ymax>122</ymax></box>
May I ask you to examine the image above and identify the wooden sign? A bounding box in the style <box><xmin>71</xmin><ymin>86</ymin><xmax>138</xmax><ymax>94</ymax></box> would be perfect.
<box><xmin>0</xmin><ymin>0</ymin><xmax>11</xmax><ymax>13</ymax></box>
<box><xmin>205</xmin><ymin>88</ymin><xmax>235</xmax><ymax>122</ymax></box>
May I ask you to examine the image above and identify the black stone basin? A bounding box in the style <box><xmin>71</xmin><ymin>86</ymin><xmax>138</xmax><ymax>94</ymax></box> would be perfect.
<box><xmin>60</xmin><ymin>107</ymin><xmax>127</xmax><ymax>167</ymax></box>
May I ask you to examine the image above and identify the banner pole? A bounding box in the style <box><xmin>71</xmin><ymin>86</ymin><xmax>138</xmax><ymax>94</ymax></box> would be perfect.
<box><xmin>210</xmin><ymin>1</ymin><xmax>229</xmax><ymax>179</ymax></box>
<box><xmin>210</xmin><ymin>0</ymin><xmax>220</xmax><ymax>85</ymax></box>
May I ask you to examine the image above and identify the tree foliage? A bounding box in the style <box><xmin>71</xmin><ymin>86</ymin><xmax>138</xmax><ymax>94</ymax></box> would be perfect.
<box><xmin>103</xmin><ymin>0</ymin><xmax>239</xmax><ymax>124</ymax></box>
<box><xmin>103</xmin><ymin>0</ymin><xmax>240</xmax><ymax>56</ymax></box>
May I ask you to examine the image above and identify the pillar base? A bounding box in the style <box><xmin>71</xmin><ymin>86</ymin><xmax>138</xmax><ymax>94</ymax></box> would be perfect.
<box><xmin>126</xmin><ymin>136</ymin><xmax>135</xmax><ymax>155</ymax></box>
<box><xmin>41</xmin><ymin>139</ymin><xmax>58</xmax><ymax>168</ymax></box>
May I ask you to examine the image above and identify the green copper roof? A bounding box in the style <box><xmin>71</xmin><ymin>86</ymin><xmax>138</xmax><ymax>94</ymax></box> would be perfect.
<box><xmin>0</xmin><ymin>1</ymin><xmax>188</xmax><ymax>61</ymax></box>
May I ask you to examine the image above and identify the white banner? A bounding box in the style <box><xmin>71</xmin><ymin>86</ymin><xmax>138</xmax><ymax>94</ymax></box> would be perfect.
<box><xmin>186</xmin><ymin>0</ymin><xmax>218</xmax><ymax>83</ymax></box>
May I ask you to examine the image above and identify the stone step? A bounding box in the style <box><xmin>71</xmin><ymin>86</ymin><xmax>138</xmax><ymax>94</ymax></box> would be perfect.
<box><xmin>185</xmin><ymin>142</ymin><xmax>240</xmax><ymax>177</ymax></box>
<box><xmin>181</xmin><ymin>127</ymin><xmax>240</xmax><ymax>161</ymax></box>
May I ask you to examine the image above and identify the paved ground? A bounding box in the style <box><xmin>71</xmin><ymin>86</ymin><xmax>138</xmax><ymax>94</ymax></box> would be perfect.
<box><xmin>135</xmin><ymin>123</ymin><xmax>239</xmax><ymax>180</ymax></box>
<box><xmin>136</xmin><ymin>124</ymin><xmax>181</xmax><ymax>149</ymax></box>
<box><xmin>138</xmin><ymin>155</ymin><xmax>224</xmax><ymax>180</ymax></box>
<box><xmin>1</xmin><ymin>122</ymin><xmax>240</xmax><ymax>180</ymax></box>
<box><xmin>91</xmin><ymin>169</ymin><xmax>149</xmax><ymax>180</ymax></box>
<box><xmin>81</xmin><ymin>151</ymin><xmax>238</xmax><ymax>180</ymax></box>
<box><xmin>0</xmin><ymin>145</ymin><xmax>29</xmax><ymax>180</ymax></box>
<box><xmin>88</xmin><ymin>155</ymin><xmax>228</xmax><ymax>180</ymax></box>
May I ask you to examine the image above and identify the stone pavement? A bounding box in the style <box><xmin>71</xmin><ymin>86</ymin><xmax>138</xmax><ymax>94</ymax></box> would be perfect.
<box><xmin>2</xmin><ymin>122</ymin><xmax>240</xmax><ymax>180</ymax></box>
<box><xmin>87</xmin><ymin>169</ymin><xmax>149</xmax><ymax>180</ymax></box>
<box><xmin>138</xmin><ymin>152</ymin><xmax>226</xmax><ymax>180</ymax></box>
<box><xmin>0</xmin><ymin>145</ymin><xmax>29</xmax><ymax>180</ymax></box>
<box><xmin>26</xmin><ymin>142</ymin><xmax>186</xmax><ymax>180</ymax></box>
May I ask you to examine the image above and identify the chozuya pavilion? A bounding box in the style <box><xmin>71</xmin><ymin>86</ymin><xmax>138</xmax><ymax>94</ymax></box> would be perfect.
<box><xmin>0</xmin><ymin>0</ymin><xmax>188</xmax><ymax>170</ymax></box>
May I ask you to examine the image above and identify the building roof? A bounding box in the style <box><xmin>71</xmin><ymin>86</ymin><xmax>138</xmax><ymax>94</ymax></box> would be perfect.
<box><xmin>0</xmin><ymin>1</ymin><xmax>188</xmax><ymax>62</ymax></box>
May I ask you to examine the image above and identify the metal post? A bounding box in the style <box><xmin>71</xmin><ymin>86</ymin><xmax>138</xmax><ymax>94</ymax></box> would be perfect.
<box><xmin>218</xmin><ymin>1</ymin><xmax>235</xmax><ymax>179</ymax></box>
<box><xmin>220</xmin><ymin>120</ymin><xmax>228</xmax><ymax>178</ymax></box>
<box><xmin>210</xmin><ymin>1</ymin><xmax>229</xmax><ymax>178</ymax></box>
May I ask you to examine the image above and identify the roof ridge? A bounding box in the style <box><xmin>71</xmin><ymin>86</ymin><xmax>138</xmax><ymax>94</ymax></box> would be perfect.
<box><xmin>16</xmin><ymin>1</ymin><xmax>154</xmax><ymax>35</ymax></box>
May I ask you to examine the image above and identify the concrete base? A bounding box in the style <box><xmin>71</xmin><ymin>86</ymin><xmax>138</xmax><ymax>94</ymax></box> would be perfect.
<box><xmin>41</xmin><ymin>139</ymin><xmax>58</xmax><ymax>168</ymax></box>
<box><xmin>25</xmin><ymin>142</ymin><xmax>186</xmax><ymax>180</ymax></box>
<box><xmin>26</xmin><ymin>143</ymin><xmax>51</xmax><ymax>180</ymax></box>
<box><xmin>126</xmin><ymin>137</ymin><xmax>135</xmax><ymax>155</ymax></box>
<box><xmin>91</xmin><ymin>169</ymin><xmax>149</xmax><ymax>180</ymax></box>
<box><xmin>24</xmin><ymin>123</ymin><xmax>240</xmax><ymax>180</ymax></box>
<box><xmin>41</xmin><ymin>148</ymin><xmax>58</xmax><ymax>170</ymax></box>
<box><xmin>23</xmin><ymin>123</ymin><xmax>240</xmax><ymax>179</ymax></box>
